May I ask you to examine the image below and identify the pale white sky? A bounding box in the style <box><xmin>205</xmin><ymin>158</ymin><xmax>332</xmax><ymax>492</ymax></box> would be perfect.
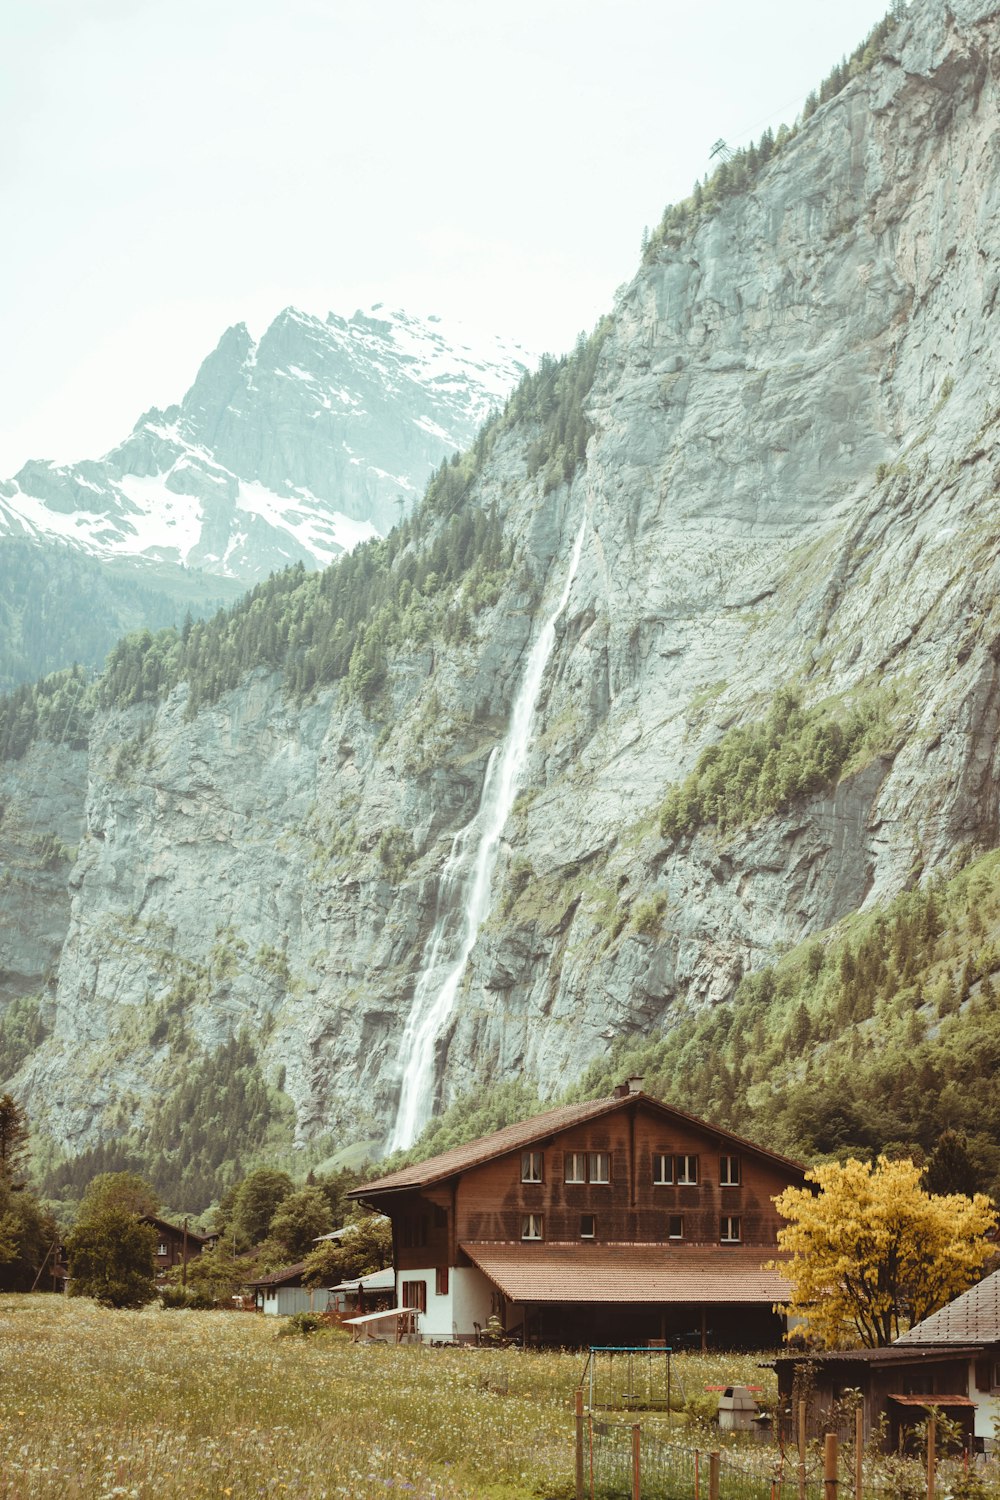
<box><xmin>2</xmin><ymin>0</ymin><xmax>895</xmax><ymax>474</ymax></box>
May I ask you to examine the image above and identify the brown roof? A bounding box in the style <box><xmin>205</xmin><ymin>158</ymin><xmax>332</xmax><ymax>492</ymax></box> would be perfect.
<box><xmin>888</xmin><ymin>1394</ymin><xmax>976</xmax><ymax>1407</ymax></box>
<box><xmin>775</xmin><ymin>1346</ymin><xmax>984</xmax><ymax>1366</ymax></box>
<box><xmin>895</xmin><ymin>1270</ymin><xmax>1000</xmax><ymax>1347</ymax></box>
<box><xmin>246</xmin><ymin>1260</ymin><xmax>308</xmax><ymax>1288</ymax></box>
<box><xmin>142</xmin><ymin>1214</ymin><xmax>213</xmax><ymax>1244</ymax></box>
<box><xmin>352</xmin><ymin>1092</ymin><xmax>804</xmax><ymax>1197</ymax></box>
<box><xmin>459</xmin><ymin>1242</ymin><xmax>792</xmax><ymax>1305</ymax></box>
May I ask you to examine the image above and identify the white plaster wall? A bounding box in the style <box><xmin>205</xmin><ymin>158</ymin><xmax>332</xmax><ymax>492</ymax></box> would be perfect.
<box><xmin>398</xmin><ymin>1270</ymin><xmax>447</xmax><ymax>1339</ymax></box>
<box><xmin>451</xmin><ymin>1267</ymin><xmax>493</xmax><ymax>1340</ymax></box>
<box><xmin>966</xmin><ymin>1365</ymin><xmax>1000</xmax><ymax>1443</ymax></box>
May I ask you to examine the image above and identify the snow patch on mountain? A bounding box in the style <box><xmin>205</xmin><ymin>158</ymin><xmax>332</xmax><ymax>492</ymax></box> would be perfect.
<box><xmin>0</xmin><ymin>305</ymin><xmax>533</xmax><ymax>584</ymax></box>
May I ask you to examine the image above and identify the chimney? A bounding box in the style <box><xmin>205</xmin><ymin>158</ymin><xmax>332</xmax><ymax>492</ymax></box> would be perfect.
<box><xmin>613</xmin><ymin>1082</ymin><xmax>630</xmax><ymax>1099</ymax></box>
<box><xmin>627</xmin><ymin>1076</ymin><xmax>644</xmax><ymax>1094</ymax></box>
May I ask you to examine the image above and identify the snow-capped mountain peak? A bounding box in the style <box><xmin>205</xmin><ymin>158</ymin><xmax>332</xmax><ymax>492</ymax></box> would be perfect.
<box><xmin>0</xmin><ymin>305</ymin><xmax>534</xmax><ymax>584</ymax></box>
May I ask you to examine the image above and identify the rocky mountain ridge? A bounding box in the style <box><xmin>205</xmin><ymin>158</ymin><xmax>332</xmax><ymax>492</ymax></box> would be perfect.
<box><xmin>5</xmin><ymin>0</ymin><xmax>1000</xmax><ymax>1198</ymax></box>
<box><xmin>0</xmin><ymin>306</ymin><xmax>531</xmax><ymax>582</ymax></box>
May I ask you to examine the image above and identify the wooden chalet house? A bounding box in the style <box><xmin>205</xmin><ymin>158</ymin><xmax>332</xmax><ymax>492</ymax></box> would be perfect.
<box><xmin>141</xmin><ymin>1215</ymin><xmax>216</xmax><ymax>1279</ymax></box>
<box><xmin>350</xmin><ymin>1080</ymin><xmax>804</xmax><ymax>1347</ymax></box>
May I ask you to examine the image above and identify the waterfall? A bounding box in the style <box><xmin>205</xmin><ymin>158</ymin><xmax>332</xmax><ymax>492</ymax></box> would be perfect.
<box><xmin>387</xmin><ymin>513</ymin><xmax>588</xmax><ymax>1152</ymax></box>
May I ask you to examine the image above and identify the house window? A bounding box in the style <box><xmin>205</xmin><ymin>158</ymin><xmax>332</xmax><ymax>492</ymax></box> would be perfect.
<box><xmin>435</xmin><ymin>1266</ymin><xmax>449</xmax><ymax>1297</ymax></box>
<box><xmin>653</xmin><ymin>1153</ymin><xmax>674</xmax><ymax>1185</ymax></box>
<box><xmin>402</xmin><ymin>1280</ymin><xmax>427</xmax><ymax>1313</ymax></box>
<box><xmin>580</xmin><ymin>1214</ymin><xmax>596</xmax><ymax>1239</ymax></box>
<box><xmin>668</xmin><ymin>1215</ymin><xmax>684</xmax><ymax>1240</ymax></box>
<box><xmin>433</xmin><ymin>1205</ymin><xmax>447</xmax><ymax>1229</ymax></box>
<box><xmin>521</xmin><ymin>1213</ymin><xmax>543</xmax><ymax>1241</ymax></box>
<box><xmin>565</xmin><ymin>1151</ymin><xmax>587</xmax><ymax>1183</ymax></box>
<box><xmin>157</xmin><ymin>1241</ymin><xmax>168</xmax><ymax>1257</ymax></box>
<box><xmin>589</xmin><ymin>1151</ymin><xmax>611</xmax><ymax>1184</ymax></box>
<box><xmin>521</xmin><ymin>1150</ymin><xmax>543</xmax><ymax>1183</ymax></box>
<box><xmin>720</xmin><ymin>1215</ymin><xmax>742</xmax><ymax>1243</ymax></box>
<box><xmin>416</xmin><ymin>1217</ymin><xmax>428</xmax><ymax>1248</ymax></box>
<box><xmin>720</xmin><ymin>1154</ymin><xmax>741</xmax><ymax>1187</ymax></box>
<box><xmin>676</xmin><ymin>1155</ymin><xmax>699</xmax><ymax>1185</ymax></box>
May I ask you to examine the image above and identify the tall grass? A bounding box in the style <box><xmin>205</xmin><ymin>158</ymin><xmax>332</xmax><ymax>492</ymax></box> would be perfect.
<box><xmin>0</xmin><ymin>1299</ymin><xmax>779</xmax><ymax>1499</ymax></box>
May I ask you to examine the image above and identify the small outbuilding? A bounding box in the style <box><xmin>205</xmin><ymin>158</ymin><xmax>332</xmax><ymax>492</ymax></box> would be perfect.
<box><xmin>775</xmin><ymin>1268</ymin><xmax>1000</xmax><ymax>1454</ymax></box>
<box><xmin>247</xmin><ymin>1262</ymin><xmax>326</xmax><ymax>1317</ymax></box>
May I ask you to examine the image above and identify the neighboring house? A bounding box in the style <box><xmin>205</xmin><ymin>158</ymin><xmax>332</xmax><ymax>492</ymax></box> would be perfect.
<box><xmin>775</xmin><ymin>1269</ymin><xmax>1000</xmax><ymax>1453</ymax></box>
<box><xmin>246</xmin><ymin>1261</ymin><xmax>327</xmax><ymax>1316</ymax></box>
<box><xmin>349</xmin><ymin>1079</ymin><xmax>805</xmax><ymax>1346</ymax></box>
<box><xmin>141</xmin><ymin>1215</ymin><xmax>215</xmax><ymax>1279</ymax></box>
<box><xmin>329</xmin><ymin>1265</ymin><xmax>396</xmax><ymax>1316</ymax></box>
<box><xmin>313</xmin><ymin>1215</ymin><xmax>390</xmax><ymax>1246</ymax></box>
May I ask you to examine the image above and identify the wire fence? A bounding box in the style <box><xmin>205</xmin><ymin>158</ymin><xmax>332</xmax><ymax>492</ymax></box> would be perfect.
<box><xmin>586</xmin><ymin>1419</ymin><xmax>828</xmax><ymax>1500</ymax></box>
<box><xmin>581</xmin><ymin>1412</ymin><xmax>998</xmax><ymax>1500</ymax></box>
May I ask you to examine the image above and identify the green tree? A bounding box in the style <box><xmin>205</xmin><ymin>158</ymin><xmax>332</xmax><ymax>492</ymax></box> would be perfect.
<box><xmin>923</xmin><ymin>1130</ymin><xmax>982</xmax><ymax>1198</ymax></box>
<box><xmin>66</xmin><ymin>1207</ymin><xmax>158</xmax><ymax>1309</ymax></box>
<box><xmin>268</xmin><ymin>1187</ymin><xmax>333</xmax><ymax>1259</ymax></box>
<box><xmin>302</xmin><ymin>1213</ymin><xmax>392</xmax><ymax>1288</ymax></box>
<box><xmin>229</xmin><ymin>1168</ymin><xmax>294</xmax><ymax>1249</ymax></box>
<box><xmin>0</xmin><ymin>1093</ymin><xmax>30</xmax><ymax>1187</ymax></box>
<box><xmin>0</xmin><ymin>1174</ymin><xmax>58</xmax><ymax>1292</ymax></box>
<box><xmin>79</xmin><ymin>1171</ymin><xmax>159</xmax><ymax>1221</ymax></box>
<box><xmin>170</xmin><ymin>1239</ymin><xmax>246</xmax><ymax>1304</ymax></box>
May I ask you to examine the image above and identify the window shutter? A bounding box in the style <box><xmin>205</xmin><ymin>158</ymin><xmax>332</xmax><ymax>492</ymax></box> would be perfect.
<box><xmin>975</xmin><ymin>1358</ymin><xmax>991</xmax><ymax>1391</ymax></box>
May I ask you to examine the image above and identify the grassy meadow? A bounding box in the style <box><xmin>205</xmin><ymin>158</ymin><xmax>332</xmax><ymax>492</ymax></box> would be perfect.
<box><xmin>0</xmin><ymin>1296</ymin><xmax>775</xmax><ymax>1499</ymax></box>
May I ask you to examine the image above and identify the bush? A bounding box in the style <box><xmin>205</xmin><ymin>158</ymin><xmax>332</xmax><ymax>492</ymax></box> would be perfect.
<box><xmin>277</xmin><ymin>1311</ymin><xmax>321</xmax><ymax>1337</ymax></box>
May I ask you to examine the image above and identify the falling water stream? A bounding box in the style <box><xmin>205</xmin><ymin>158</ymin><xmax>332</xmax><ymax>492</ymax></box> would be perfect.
<box><xmin>387</xmin><ymin>513</ymin><xmax>588</xmax><ymax>1152</ymax></box>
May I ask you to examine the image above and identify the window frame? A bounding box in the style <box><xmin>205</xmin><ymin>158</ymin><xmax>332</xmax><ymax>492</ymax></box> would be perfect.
<box><xmin>521</xmin><ymin>1149</ymin><xmax>544</xmax><ymax>1184</ymax></box>
<box><xmin>588</xmin><ymin>1150</ymin><xmax>611</xmax><ymax>1185</ymax></box>
<box><xmin>667</xmin><ymin>1214</ymin><xmax>684</xmax><ymax>1240</ymax></box>
<box><xmin>579</xmin><ymin>1213</ymin><xmax>596</xmax><ymax>1240</ymax></box>
<box><xmin>521</xmin><ymin>1213</ymin><xmax>543</xmax><ymax>1241</ymax></box>
<box><xmin>564</xmin><ymin>1151</ymin><xmax>587</xmax><ymax>1184</ymax></box>
<box><xmin>653</xmin><ymin>1153</ymin><xmax>674</xmax><ymax>1186</ymax></box>
<box><xmin>720</xmin><ymin>1214</ymin><xmax>742</xmax><ymax>1244</ymax></box>
<box><xmin>720</xmin><ymin>1153</ymin><xmax>741</xmax><ymax>1187</ymax></box>
<box><xmin>676</xmin><ymin>1154</ymin><xmax>699</xmax><ymax>1186</ymax></box>
<box><xmin>402</xmin><ymin>1279</ymin><xmax>427</xmax><ymax>1313</ymax></box>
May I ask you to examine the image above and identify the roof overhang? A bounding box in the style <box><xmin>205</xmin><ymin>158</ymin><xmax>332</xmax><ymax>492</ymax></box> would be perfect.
<box><xmin>460</xmin><ymin>1243</ymin><xmax>791</xmax><ymax>1306</ymax></box>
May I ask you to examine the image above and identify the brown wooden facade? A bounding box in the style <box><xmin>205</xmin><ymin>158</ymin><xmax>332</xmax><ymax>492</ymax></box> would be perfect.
<box><xmin>383</xmin><ymin>1095</ymin><xmax>798</xmax><ymax>1275</ymax></box>
<box><xmin>775</xmin><ymin>1347</ymin><xmax>992</xmax><ymax>1454</ymax></box>
<box><xmin>142</xmin><ymin>1215</ymin><xmax>215</xmax><ymax>1277</ymax></box>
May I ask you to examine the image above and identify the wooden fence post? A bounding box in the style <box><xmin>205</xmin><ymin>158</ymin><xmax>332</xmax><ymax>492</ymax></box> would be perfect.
<box><xmin>632</xmin><ymin>1424</ymin><xmax>641</xmax><ymax>1500</ymax></box>
<box><xmin>824</xmin><ymin>1432</ymin><xmax>839</xmax><ymax>1499</ymax></box>
<box><xmin>694</xmin><ymin>1448</ymin><xmax>700</xmax><ymax>1500</ymax></box>
<box><xmin>927</xmin><ymin>1413</ymin><xmax>936</xmax><ymax>1500</ymax></box>
<box><xmin>855</xmin><ymin>1406</ymin><xmax>864</xmax><ymax>1500</ymax></box>
<box><xmin>799</xmin><ymin>1400</ymin><xmax>808</xmax><ymax>1500</ymax></box>
<box><xmin>709</xmin><ymin>1449</ymin><xmax>720</xmax><ymax>1500</ymax></box>
<box><xmin>575</xmin><ymin>1388</ymin><xmax>584</xmax><ymax>1500</ymax></box>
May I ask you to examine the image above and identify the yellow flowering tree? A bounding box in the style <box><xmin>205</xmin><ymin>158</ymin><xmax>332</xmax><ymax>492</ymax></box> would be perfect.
<box><xmin>771</xmin><ymin>1156</ymin><xmax>997</xmax><ymax>1347</ymax></box>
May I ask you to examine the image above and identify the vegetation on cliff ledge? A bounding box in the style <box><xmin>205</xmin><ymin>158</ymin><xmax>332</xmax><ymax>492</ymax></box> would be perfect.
<box><xmin>659</xmin><ymin>684</ymin><xmax>902</xmax><ymax>843</ymax></box>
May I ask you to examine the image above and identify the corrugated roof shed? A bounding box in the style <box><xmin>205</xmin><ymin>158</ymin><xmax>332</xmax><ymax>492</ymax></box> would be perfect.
<box><xmin>895</xmin><ymin>1269</ymin><xmax>1000</xmax><ymax>1347</ymax></box>
<box><xmin>352</xmin><ymin>1092</ymin><xmax>803</xmax><ymax>1196</ymax></box>
<box><xmin>460</xmin><ymin>1242</ymin><xmax>792</xmax><ymax>1305</ymax></box>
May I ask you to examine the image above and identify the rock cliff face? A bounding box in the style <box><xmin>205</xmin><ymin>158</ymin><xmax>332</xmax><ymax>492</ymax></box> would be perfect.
<box><xmin>9</xmin><ymin>0</ymin><xmax>1000</xmax><ymax>1167</ymax></box>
